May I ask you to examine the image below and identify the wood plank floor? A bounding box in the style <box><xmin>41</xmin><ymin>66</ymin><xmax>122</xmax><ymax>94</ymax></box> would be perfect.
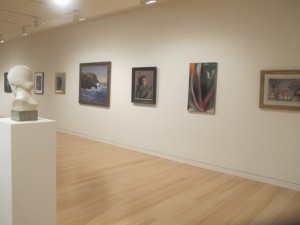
<box><xmin>57</xmin><ymin>132</ymin><xmax>300</xmax><ymax>225</ymax></box>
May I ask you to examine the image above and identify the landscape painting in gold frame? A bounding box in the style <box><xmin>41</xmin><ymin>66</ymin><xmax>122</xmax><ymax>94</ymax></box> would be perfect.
<box><xmin>259</xmin><ymin>70</ymin><xmax>300</xmax><ymax>111</ymax></box>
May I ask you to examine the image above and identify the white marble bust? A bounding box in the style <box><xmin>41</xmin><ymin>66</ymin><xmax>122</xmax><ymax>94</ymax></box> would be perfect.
<box><xmin>7</xmin><ymin>65</ymin><xmax>39</xmax><ymax>111</ymax></box>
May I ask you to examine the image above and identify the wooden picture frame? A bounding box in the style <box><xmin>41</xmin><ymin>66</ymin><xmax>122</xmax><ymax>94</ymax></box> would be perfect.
<box><xmin>55</xmin><ymin>72</ymin><xmax>66</xmax><ymax>94</ymax></box>
<box><xmin>260</xmin><ymin>70</ymin><xmax>300</xmax><ymax>110</ymax></box>
<box><xmin>34</xmin><ymin>72</ymin><xmax>44</xmax><ymax>94</ymax></box>
<box><xmin>131</xmin><ymin>67</ymin><xmax>157</xmax><ymax>104</ymax></box>
<box><xmin>79</xmin><ymin>62</ymin><xmax>111</xmax><ymax>107</ymax></box>
<box><xmin>4</xmin><ymin>72</ymin><xmax>12</xmax><ymax>93</ymax></box>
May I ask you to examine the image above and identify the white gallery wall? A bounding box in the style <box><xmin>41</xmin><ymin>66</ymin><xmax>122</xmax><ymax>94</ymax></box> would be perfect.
<box><xmin>0</xmin><ymin>0</ymin><xmax>300</xmax><ymax>190</ymax></box>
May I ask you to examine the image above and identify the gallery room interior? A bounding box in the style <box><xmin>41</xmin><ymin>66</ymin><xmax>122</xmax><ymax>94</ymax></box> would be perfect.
<box><xmin>0</xmin><ymin>0</ymin><xmax>300</xmax><ymax>224</ymax></box>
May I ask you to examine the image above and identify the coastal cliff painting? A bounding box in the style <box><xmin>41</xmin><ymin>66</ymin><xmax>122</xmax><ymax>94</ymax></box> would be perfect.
<box><xmin>79</xmin><ymin>62</ymin><xmax>111</xmax><ymax>107</ymax></box>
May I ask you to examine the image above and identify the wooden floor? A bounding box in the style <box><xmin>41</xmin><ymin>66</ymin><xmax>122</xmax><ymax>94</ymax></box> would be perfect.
<box><xmin>57</xmin><ymin>132</ymin><xmax>300</xmax><ymax>225</ymax></box>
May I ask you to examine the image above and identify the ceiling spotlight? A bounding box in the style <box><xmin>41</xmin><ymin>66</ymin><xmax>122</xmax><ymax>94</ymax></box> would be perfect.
<box><xmin>73</xmin><ymin>10</ymin><xmax>85</xmax><ymax>22</ymax></box>
<box><xmin>22</xmin><ymin>27</ymin><xmax>28</xmax><ymax>37</ymax></box>
<box><xmin>141</xmin><ymin>0</ymin><xmax>157</xmax><ymax>4</ymax></box>
<box><xmin>34</xmin><ymin>17</ymin><xmax>39</xmax><ymax>28</ymax></box>
<box><xmin>146</xmin><ymin>0</ymin><xmax>157</xmax><ymax>4</ymax></box>
<box><xmin>0</xmin><ymin>35</ymin><xmax>4</xmax><ymax>43</ymax></box>
<box><xmin>52</xmin><ymin>0</ymin><xmax>72</xmax><ymax>7</ymax></box>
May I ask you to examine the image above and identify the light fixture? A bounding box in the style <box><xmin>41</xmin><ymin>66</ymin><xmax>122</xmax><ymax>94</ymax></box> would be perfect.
<box><xmin>33</xmin><ymin>17</ymin><xmax>45</xmax><ymax>27</ymax></box>
<box><xmin>146</xmin><ymin>0</ymin><xmax>157</xmax><ymax>4</ymax></box>
<box><xmin>72</xmin><ymin>10</ymin><xmax>85</xmax><ymax>22</ymax></box>
<box><xmin>52</xmin><ymin>0</ymin><xmax>72</xmax><ymax>7</ymax></box>
<box><xmin>22</xmin><ymin>27</ymin><xmax>28</xmax><ymax>37</ymax></box>
<box><xmin>141</xmin><ymin>0</ymin><xmax>157</xmax><ymax>4</ymax></box>
<box><xmin>0</xmin><ymin>35</ymin><xmax>4</xmax><ymax>43</ymax></box>
<box><xmin>34</xmin><ymin>17</ymin><xmax>39</xmax><ymax>28</ymax></box>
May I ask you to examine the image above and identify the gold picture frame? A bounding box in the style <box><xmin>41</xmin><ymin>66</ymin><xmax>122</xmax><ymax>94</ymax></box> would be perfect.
<box><xmin>259</xmin><ymin>70</ymin><xmax>300</xmax><ymax>111</ymax></box>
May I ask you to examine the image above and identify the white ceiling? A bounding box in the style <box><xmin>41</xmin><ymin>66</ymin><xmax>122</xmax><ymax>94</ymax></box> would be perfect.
<box><xmin>0</xmin><ymin>0</ymin><xmax>174</xmax><ymax>43</ymax></box>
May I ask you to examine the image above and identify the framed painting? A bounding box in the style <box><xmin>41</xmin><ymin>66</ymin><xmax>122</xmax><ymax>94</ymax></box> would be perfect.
<box><xmin>131</xmin><ymin>67</ymin><xmax>157</xmax><ymax>104</ymax></box>
<box><xmin>55</xmin><ymin>72</ymin><xmax>66</xmax><ymax>94</ymax></box>
<box><xmin>260</xmin><ymin>70</ymin><xmax>300</xmax><ymax>110</ymax></box>
<box><xmin>79</xmin><ymin>62</ymin><xmax>111</xmax><ymax>106</ymax></box>
<box><xmin>188</xmin><ymin>62</ymin><xmax>218</xmax><ymax>113</ymax></box>
<box><xmin>4</xmin><ymin>72</ymin><xmax>12</xmax><ymax>93</ymax></box>
<box><xmin>34</xmin><ymin>72</ymin><xmax>44</xmax><ymax>94</ymax></box>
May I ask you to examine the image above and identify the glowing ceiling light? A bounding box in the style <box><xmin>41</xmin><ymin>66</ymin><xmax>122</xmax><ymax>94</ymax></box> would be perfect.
<box><xmin>72</xmin><ymin>10</ymin><xmax>85</xmax><ymax>22</ymax></box>
<box><xmin>140</xmin><ymin>0</ymin><xmax>157</xmax><ymax>4</ymax></box>
<box><xmin>146</xmin><ymin>0</ymin><xmax>157</xmax><ymax>4</ymax></box>
<box><xmin>0</xmin><ymin>35</ymin><xmax>4</xmax><ymax>43</ymax></box>
<box><xmin>22</xmin><ymin>27</ymin><xmax>28</xmax><ymax>37</ymax></box>
<box><xmin>52</xmin><ymin>0</ymin><xmax>72</xmax><ymax>7</ymax></box>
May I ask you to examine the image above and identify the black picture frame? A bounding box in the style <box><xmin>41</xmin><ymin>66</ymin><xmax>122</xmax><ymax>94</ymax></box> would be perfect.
<box><xmin>34</xmin><ymin>72</ymin><xmax>44</xmax><ymax>94</ymax></box>
<box><xmin>131</xmin><ymin>67</ymin><xmax>157</xmax><ymax>104</ymax></box>
<box><xmin>79</xmin><ymin>62</ymin><xmax>111</xmax><ymax>107</ymax></box>
<box><xmin>4</xmin><ymin>72</ymin><xmax>12</xmax><ymax>93</ymax></box>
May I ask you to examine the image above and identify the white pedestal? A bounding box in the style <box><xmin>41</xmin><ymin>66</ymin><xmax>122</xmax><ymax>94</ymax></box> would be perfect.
<box><xmin>0</xmin><ymin>118</ymin><xmax>56</xmax><ymax>225</ymax></box>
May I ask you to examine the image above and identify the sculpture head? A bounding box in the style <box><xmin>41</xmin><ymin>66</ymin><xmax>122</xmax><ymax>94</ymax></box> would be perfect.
<box><xmin>7</xmin><ymin>65</ymin><xmax>38</xmax><ymax>111</ymax></box>
<box><xmin>7</xmin><ymin>65</ymin><xmax>34</xmax><ymax>93</ymax></box>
